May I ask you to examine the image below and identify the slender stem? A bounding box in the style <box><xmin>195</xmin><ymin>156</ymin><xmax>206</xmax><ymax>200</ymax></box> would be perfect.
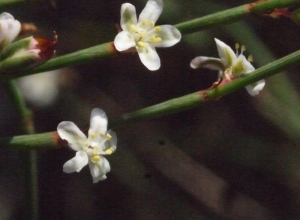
<box><xmin>2</xmin><ymin>80</ymin><xmax>38</xmax><ymax>220</ymax></box>
<box><xmin>0</xmin><ymin>0</ymin><xmax>299</xmax><ymax>80</ymax></box>
<box><xmin>175</xmin><ymin>0</ymin><xmax>300</xmax><ymax>35</ymax></box>
<box><xmin>1</xmin><ymin>48</ymin><xmax>300</xmax><ymax>149</ymax></box>
<box><xmin>0</xmin><ymin>42</ymin><xmax>117</xmax><ymax>80</ymax></box>
<box><xmin>0</xmin><ymin>0</ymin><xmax>41</xmax><ymax>7</ymax></box>
<box><xmin>110</xmin><ymin>49</ymin><xmax>300</xmax><ymax>127</ymax></box>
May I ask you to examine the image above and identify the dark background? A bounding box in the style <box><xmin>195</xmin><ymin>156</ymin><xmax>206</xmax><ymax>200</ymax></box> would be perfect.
<box><xmin>1</xmin><ymin>0</ymin><xmax>300</xmax><ymax>219</ymax></box>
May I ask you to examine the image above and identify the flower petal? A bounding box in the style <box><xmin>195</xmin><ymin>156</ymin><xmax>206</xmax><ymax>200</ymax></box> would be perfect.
<box><xmin>88</xmin><ymin>108</ymin><xmax>108</xmax><ymax>143</ymax></box>
<box><xmin>88</xmin><ymin>156</ymin><xmax>111</xmax><ymax>183</ymax></box>
<box><xmin>120</xmin><ymin>3</ymin><xmax>137</xmax><ymax>32</ymax></box>
<box><xmin>114</xmin><ymin>31</ymin><xmax>136</xmax><ymax>51</ymax></box>
<box><xmin>190</xmin><ymin>56</ymin><xmax>224</xmax><ymax>70</ymax></box>
<box><xmin>232</xmin><ymin>55</ymin><xmax>255</xmax><ymax>76</ymax></box>
<box><xmin>57</xmin><ymin>121</ymin><xmax>87</xmax><ymax>151</ymax></box>
<box><xmin>137</xmin><ymin>45</ymin><xmax>160</xmax><ymax>71</ymax></box>
<box><xmin>215</xmin><ymin>38</ymin><xmax>236</xmax><ymax>67</ymax></box>
<box><xmin>0</xmin><ymin>13</ymin><xmax>20</xmax><ymax>45</ymax></box>
<box><xmin>63</xmin><ymin>150</ymin><xmax>88</xmax><ymax>173</ymax></box>
<box><xmin>149</xmin><ymin>25</ymin><xmax>181</xmax><ymax>48</ymax></box>
<box><xmin>245</xmin><ymin>79</ymin><xmax>265</xmax><ymax>96</ymax></box>
<box><xmin>139</xmin><ymin>0</ymin><xmax>163</xmax><ymax>24</ymax></box>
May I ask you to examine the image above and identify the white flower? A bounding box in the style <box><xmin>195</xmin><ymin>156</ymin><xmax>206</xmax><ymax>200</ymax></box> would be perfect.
<box><xmin>190</xmin><ymin>38</ymin><xmax>265</xmax><ymax>96</ymax></box>
<box><xmin>57</xmin><ymin>108</ymin><xmax>117</xmax><ymax>183</ymax></box>
<box><xmin>114</xmin><ymin>0</ymin><xmax>181</xmax><ymax>71</ymax></box>
<box><xmin>0</xmin><ymin>12</ymin><xmax>21</xmax><ymax>50</ymax></box>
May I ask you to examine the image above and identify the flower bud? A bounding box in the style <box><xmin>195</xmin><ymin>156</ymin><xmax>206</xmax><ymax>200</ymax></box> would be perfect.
<box><xmin>0</xmin><ymin>33</ymin><xmax>57</xmax><ymax>74</ymax></box>
<box><xmin>0</xmin><ymin>12</ymin><xmax>21</xmax><ymax>51</ymax></box>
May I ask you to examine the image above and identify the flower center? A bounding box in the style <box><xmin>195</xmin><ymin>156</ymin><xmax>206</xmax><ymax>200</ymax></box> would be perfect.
<box><xmin>129</xmin><ymin>20</ymin><xmax>162</xmax><ymax>48</ymax></box>
<box><xmin>86</xmin><ymin>131</ymin><xmax>115</xmax><ymax>155</ymax></box>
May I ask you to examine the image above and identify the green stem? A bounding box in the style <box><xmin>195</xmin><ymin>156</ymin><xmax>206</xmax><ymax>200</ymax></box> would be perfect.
<box><xmin>0</xmin><ymin>0</ymin><xmax>40</xmax><ymax>7</ymax></box>
<box><xmin>1</xmin><ymin>48</ymin><xmax>300</xmax><ymax>149</ymax></box>
<box><xmin>0</xmin><ymin>0</ymin><xmax>299</xmax><ymax>80</ymax></box>
<box><xmin>175</xmin><ymin>0</ymin><xmax>300</xmax><ymax>35</ymax></box>
<box><xmin>0</xmin><ymin>42</ymin><xmax>116</xmax><ymax>80</ymax></box>
<box><xmin>110</xmin><ymin>50</ymin><xmax>300</xmax><ymax>126</ymax></box>
<box><xmin>2</xmin><ymin>80</ymin><xmax>38</xmax><ymax>220</ymax></box>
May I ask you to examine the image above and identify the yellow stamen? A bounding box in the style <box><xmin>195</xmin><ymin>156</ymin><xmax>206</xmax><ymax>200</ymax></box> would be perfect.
<box><xmin>130</xmin><ymin>24</ymin><xmax>136</xmax><ymax>33</ymax></box>
<box><xmin>151</xmin><ymin>36</ymin><xmax>162</xmax><ymax>43</ymax></box>
<box><xmin>141</xmin><ymin>19</ymin><xmax>147</xmax><ymax>25</ymax></box>
<box><xmin>155</xmin><ymin>26</ymin><xmax>161</xmax><ymax>32</ymax></box>
<box><xmin>92</xmin><ymin>155</ymin><xmax>101</xmax><ymax>162</ymax></box>
<box><xmin>92</xmin><ymin>149</ymin><xmax>98</xmax><ymax>155</ymax></box>
<box><xmin>150</xmin><ymin>21</ymin><xmax>155</xmax><ymax>27</ymax></box>
<box><xmin>241</xmin><ymin>45</ymin><xmax>246</xmax><ymax>53</ymax></box>
<box><xmin>138</xmin><ymin>41</ymin><xmax>146</xmax><ymax>47</ymax></box>
<box><xmin>90</xmin><ymin>132</ymin><xmax>95</xmax><ymax>138</ymax></box>
<box><xmin>106</xmin><ymin>134</ymin><xmax>112</xmax><ymax>140</ymax></box>
<box><xmin>84</xmin><ymin>141</ymin><xmax>89</xmax><ymax>146</ymax></box>
<box><xmin>235</xmin><ymin>43</ymin><xmax>240</xmax><ymax>50</ymax></box>
<box><xmin>248</xmin><ymin>55</ymin><xmax>253</xmax><ymax>62</ymax></box>
<box><xmin>105</xmin><ymin>147</ymin><xmax>115</xmax><ymax>155</ymax></box>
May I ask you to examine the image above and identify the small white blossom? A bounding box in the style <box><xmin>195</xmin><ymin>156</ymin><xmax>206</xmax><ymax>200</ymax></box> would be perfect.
<box><xmin>57</xmin><ymin>108</ymin><xmax>117</xmax><ymax>183</ymax></box>
<box><xmin>114</xmin><ymin>0</ymin><xmax>181</xmax><ymax>71</ymax></box>
<box><xmin>190</xmin><ymin>38</ymin><xmax>265</xmax><ymax>96</ymax></box>
<box><xmin>0</xmin><ymin>12</ymin><xmax>21</xmax><ymax>50</ymax></box>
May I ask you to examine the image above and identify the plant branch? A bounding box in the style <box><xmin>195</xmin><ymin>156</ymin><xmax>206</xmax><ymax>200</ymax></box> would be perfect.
<box><xmin>0</xmin><ymin>0</ymin><xmax>299</xmax><ymax>80</ymax></box>
<box><xmin>1</xmin><ymin>48</ymin><xmax>300</xmax><ymax>149</ymax></box>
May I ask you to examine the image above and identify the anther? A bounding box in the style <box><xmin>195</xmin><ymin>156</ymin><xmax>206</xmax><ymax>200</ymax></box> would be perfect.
<box><xmin>141</xmin><ymin>20</ymin><xmax>147</xmax><ymax>25</ymax></box>
<box><xmin>235</xmin><ymin>43</ymin><xmax>239</xmax><ymax>50</ymax></box>
<box><xmin>150</xmin><ymin>21</ymin><xmax>155</xmax><ymax>27</ymax></box>
<box><xmin>151</xmin><ymin>36</ymin><xmax>162</xmax><ymax>43</ymax></box>
<box><xmin>106</xmin><ymin>134</ymin><xmax>112</xmax><ymax>140</ymax></box>
<box><xmin>92</xmin><ymin>155</ymin><xmax>101</xmax><ymax>162</ymax></box>
<box><xmin>235</xmin><ymin>43</ymin><xmax>239</xmax><ymax>55</ymax></box>
<box><xmin>138</xmin><ymin>41</ymin><xmax>146</xmax><ymax>47</ymax></box>
<box><xmin>105</xmin><ymin>147</ymin><xmax>115</xmax><ymax>155</ymax></box>
<box><xmin>99</xmin><ymin>132</ymin><xmax>105</xmax><ymax>137</ymax></box>
<box><xmin>241</xmin><ymin>45</ymin><xmax>246</xmax><ymax>53</ymax></box>
<box><xmin>155</xmin><ymin>26</ymin><xmax>161</xmax><ymax>32</ymax></box>
<box><xmin>248</xmin><ymin>55</ymin><xmax>253</xmax><ymax>62</ymax></box>
<box><xmin>130</xmin><ymin>25</ymin><xmax>137</xmax><ymax>33</ymax></box>
<box><xmin>90</xmin><ymin>132</ymin><xmax>95</xmax><ymax>138</ymax></box>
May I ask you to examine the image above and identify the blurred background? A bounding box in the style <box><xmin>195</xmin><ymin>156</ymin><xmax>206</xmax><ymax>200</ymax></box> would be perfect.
<box><xmin>1</xmin><ymin>0</ymin><xmax>300</xmax><ymax>219</ymax></box>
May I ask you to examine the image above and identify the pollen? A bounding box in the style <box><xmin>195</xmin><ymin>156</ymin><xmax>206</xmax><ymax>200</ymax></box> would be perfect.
<box><xmin>99</xmin><ymin>132</ymin><xmax>105</xmax><ymax>137</ymax></box>
<box><xmin>138</xmin><ymin>41</ymin><xmax>146</xmax><ymax>47</ymax></box>
<box><xmin>155</xmin><ymin>26</ymin><xmax>161</xmax><ymax>32</ymax></box>
<box><xmin>92</xmin><ymin>155</ymin><xmax>101</xmax><ymax>162</ymax></box>
<box><xmin>151</xmin><ymin>36</ymin><xmax>162</xmax><ymax>43</ymax></box>
<box><xmin>105</xmin><ymin>147</ymin><xmax>115</xmax><ymax>155</ymax></box>
<box><xmin>141</xmin><ymin>19</ymin><xmax>147</xmax><ymax>25</ymax></box>
<box><xmin>130</xmin><ymin>24</ymin><xmax>137</xmax><ymax>33</ymax></box>
<box><xmin>106</xmin><ymin>134</ymin><xmax>112</xmax><ymax>140</ymax></box>
<box><xmin>150</xmin><ymin>21</ymin><xmax>155</xmax><ymax>27</ymax></box>
<box><xmin>84</xmin><ymin>141</ymin><xmax>90</xmax><ymax>146</ymax></box>
<box><xmin>90</xmin><ymin>132</ymin><xmax>95</xmax><ymax>138</ymax></box>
